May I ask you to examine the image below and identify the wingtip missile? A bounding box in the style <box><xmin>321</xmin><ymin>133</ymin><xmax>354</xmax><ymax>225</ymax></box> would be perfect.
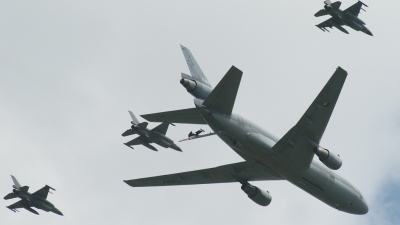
<box><xmin>166</xmin><ymin>120</ymin><xmax>176</xmax><ymax>126</ymax></box>
<box><xmin>7</xmin><ymin>206</ymin><xmax>19</xmax><ymax>213</ymax></box>
<box><xmin>360</xmin><ymin>1</ymin><xmax>368</xmax><ymax>7</ymax></box>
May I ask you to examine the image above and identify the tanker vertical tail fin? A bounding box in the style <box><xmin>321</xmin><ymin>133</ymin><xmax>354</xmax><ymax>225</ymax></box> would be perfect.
<box><xmin>202</xmin><ymin>66</ymin><xmax>243</xmax><ymax>115</ymax></box>
<box><xmin>180</xmin><ymin>45</ymin><xmax>212</xmax><ymax>88</ymax></box>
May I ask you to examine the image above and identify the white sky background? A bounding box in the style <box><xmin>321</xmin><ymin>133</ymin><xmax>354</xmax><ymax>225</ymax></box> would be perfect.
<box><xmin>1</xmin><ymin>0</ymin><xmax>399</xmax><ymax>224</ymax></box>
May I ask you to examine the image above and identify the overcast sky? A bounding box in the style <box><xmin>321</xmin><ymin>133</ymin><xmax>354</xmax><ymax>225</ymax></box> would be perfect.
<box><xmin>1</xmin><ymin>1</ymin><xmax>399</xmax><ymax>224</ymax></box>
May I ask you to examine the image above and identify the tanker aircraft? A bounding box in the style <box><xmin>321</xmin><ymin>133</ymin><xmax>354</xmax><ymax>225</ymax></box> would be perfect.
<box><xmin>122</xmin><ymin>111</ymin><xmax>182</xmax><ymax>152</ymax></box>
<box><xmin>124</xmin><ymin>45</ymin><xmax>368</xmax><ymax>214</ymax></box>
<box><xmin>315</xmin><ymin>0</ymin><xmax>373</xmax><ymax>36</ymax></box>
<box><xmin>4</xmin><ymin>175</ymin><xmax>63</xmax><ymax>215</ymax></box>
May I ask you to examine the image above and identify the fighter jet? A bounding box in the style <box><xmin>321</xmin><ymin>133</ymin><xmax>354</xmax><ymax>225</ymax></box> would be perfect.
<box><xmin>122</xmin><ymin>111</ymin><xmax>182</xmax><ymax>152</ymax></box>
<box><xmin>315</xmin><ymin>0</ymin><xmax>373</xmax><ymax>36</ymax></box>
<box><xmin>4</xmin><ymin>175</ymin><xmax>63</xmax><ymax>215</ymax></box>
<box><xmin>123</xmin><ymin>45</ymin><xmax>369</xmax><ymax>215</ymax></box>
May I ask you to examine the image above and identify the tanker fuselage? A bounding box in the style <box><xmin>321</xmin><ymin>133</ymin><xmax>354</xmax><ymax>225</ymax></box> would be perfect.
<box><xmin>194</xmin><ymin>99</ymin><xmax>368</xmax><ymax>214</ymax></box>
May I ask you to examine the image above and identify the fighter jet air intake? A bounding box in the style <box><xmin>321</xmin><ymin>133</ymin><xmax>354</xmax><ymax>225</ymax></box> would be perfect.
<box><xmin>4</xmin><ymin>176</ymin><xmax>63</xmax><ymax>216</ymax></box>
<box><xmin>124</xmin><ymin>45</ymin><xmax>369</xmax><ymax>215</ymax></box>
<box><xmin>315</xmin><ymin>0</ymin><xmax>373</xmax><ymax>36</ymax></box>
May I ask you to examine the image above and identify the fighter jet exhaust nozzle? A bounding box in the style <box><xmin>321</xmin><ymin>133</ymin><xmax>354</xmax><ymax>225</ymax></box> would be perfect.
<box><xmin>314</xmin><ymin>146</ymin><xmax>342</xmax><ymax>170</ymax></box>
<box><xmin>241</xmin><ymin>183</ymin><xmax>272</xmax><ymax>206</ymax></box>
<box><xmin>180</xmin><ymin>79</ymin><xmax>213</xmax><ymax>100</ymax></box>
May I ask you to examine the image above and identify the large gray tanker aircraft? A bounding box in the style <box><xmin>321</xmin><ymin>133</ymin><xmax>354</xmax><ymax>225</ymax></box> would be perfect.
<box><xmin>315</xmin><ymin>0</ymin><xmax>373</xmax><ymax>36</ymax></box>
<box><xmin>4</xmin><ymin>175</ymin><xmax>63</xmax><ymax>215</ymax></box>
<box><xmin>124</xmin><ymin>45</ymin><xmax>368</xmax><ymax>214</ymax></box>
<box><xmin>122</xmin><ymin>111</ymin><xmax>182</xmax><ymax>152</ymax></box>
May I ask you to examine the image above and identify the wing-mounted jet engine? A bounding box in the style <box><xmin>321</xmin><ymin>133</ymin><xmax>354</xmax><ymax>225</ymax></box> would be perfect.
<box><xmin>241</xmin><ymin>182</ymin><xmax>272</xmax><ymax>206</ymax></box>
<box><xmin>314</xmin><ymin>146</ymin><xmax>342</xmax><ymax>170</ymax></box>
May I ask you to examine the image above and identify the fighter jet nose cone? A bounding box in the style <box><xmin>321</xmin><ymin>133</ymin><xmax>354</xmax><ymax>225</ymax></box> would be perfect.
<box><xmin>52</xmin><ymin>208</ymin><xmax>63</xmax><ymax>216</ymax></box>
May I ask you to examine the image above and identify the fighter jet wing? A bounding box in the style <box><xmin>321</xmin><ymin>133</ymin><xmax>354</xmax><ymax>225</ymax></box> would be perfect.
<box><xmin>125</xmin><ymin>136</ymin><xmax>144</xmax><ymax>146</ymax></box>
<box><xmin>272</xmin><ymin>67</ymin><xmax>347</xmax><ymax>170</ymax></box>
<box><xmin>32</xmin><ymin>185</ymin><xmax>54</xmax><ymax>200</ymax></box>
<box><xmin>344</xmin><ymin>1</ymin><xmax>366</xmax><ymax>17</ymax></box>
<box><xmin>316</xmin><ymin>17</ymin><xmax>344</xmax><ymax>29</ymax></box>
<box><xmin>124</xmin><ymin>161</ymin><xmax>282</xmax><ymax>187</ymax></box>
<box><xmin>7</xmin><ymin>200</ymin><xmax>24</xmax><ymax>209</ymax></box>
<box><xmin>316</xmin><ymin>18</ymin><xmax>333</xmax><ymax>32</ymax></box>
<box><xmin>151</xmin><ymin>121</ymin><xmax>169</xmax><ymax>135</ymax></box>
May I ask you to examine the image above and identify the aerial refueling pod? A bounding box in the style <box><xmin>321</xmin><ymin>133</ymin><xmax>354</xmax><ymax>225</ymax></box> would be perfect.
<box><xmin>180</xmin><ymin>79</ymin><xmax>213</xmax><ymax>100</ymax></box>
<box><xmin>314</xmin><ymin>146</ymin><xmax>342</xmax><ymax>170</ymax></box>
<box><xmin>241</xmin><ymin>183</ymin><xmax>272</xmax><ymax>206</ymax></box>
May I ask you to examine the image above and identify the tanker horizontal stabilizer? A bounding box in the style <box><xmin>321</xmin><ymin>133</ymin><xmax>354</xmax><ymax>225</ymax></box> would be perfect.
<box><xmin>141</xmin><ymin>108</ymin><xmax>206</xmax><ymax>124</ymax></box>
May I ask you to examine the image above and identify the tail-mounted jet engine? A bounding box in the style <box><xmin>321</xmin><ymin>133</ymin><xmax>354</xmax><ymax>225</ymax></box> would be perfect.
<box><xmin>241</xmin><ymin>183</ymin><xmax>272</xmax><ymax>206</ymax></box>
<box><xmin>314</xmin><ymin>146</ymin><xmax>342</xmax><ymax>170</ymax></box>
<box><xmin>180</xmin><ymin>79</ymin><xmax>212</xmax><ymax>100</ymax></box>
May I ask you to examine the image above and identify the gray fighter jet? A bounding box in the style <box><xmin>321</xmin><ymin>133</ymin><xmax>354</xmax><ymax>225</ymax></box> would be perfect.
<box><xmin>123</xmin><ymin>46</ymin><xmax>369</xmax><ymax>214</ymax></box>
<box><xmin>122</xmin><ymin>111</ymin><xmax>182</xmax><ymax>152</ymax></box>
<box><xmin>4</xmin><ymin>175</ymin><xmax>63</xmax><ymax>215</ymax></box>
<box><xmin>315</xmin><ymin>0</ymin><xmax>373</xmax><ymax>36</ymax></box>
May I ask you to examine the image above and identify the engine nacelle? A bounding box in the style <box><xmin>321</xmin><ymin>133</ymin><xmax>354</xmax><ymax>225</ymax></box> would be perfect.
<box><xmin>180</xmin><ymin>79</ymin><xmax>212</xmax><ymax>100</ymax></box>
<box><xmin>314</xmin><ymin>147</ymin><xmax>342</xmax><ymax>170</ymax></box>
<box><xmin>241</xmin><ymin>183</ymin><xmax>272</xmax><ymax>206</ymax></box>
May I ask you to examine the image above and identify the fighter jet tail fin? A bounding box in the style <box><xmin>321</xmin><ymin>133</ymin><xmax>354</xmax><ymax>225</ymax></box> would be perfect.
<box><xmin>11</xmin><ymin>175</ymin><xmax>21</xmax><ymax>189</ymax></box>
<box><xmin>128</xmin><ymin>111</ymin><xmax>140</xmax><ymax>125</ymax></box>
<box><xmin>202</xmin><ymin>66</ymin><xmax>243</xmax><ymax>115</ymax></box>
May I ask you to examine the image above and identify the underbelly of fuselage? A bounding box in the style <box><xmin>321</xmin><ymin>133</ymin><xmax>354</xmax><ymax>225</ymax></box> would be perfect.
<box><xmin>200</xmin><ymin>110</ymin><xmax>363</xmax><ymax>213</ymax></box>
